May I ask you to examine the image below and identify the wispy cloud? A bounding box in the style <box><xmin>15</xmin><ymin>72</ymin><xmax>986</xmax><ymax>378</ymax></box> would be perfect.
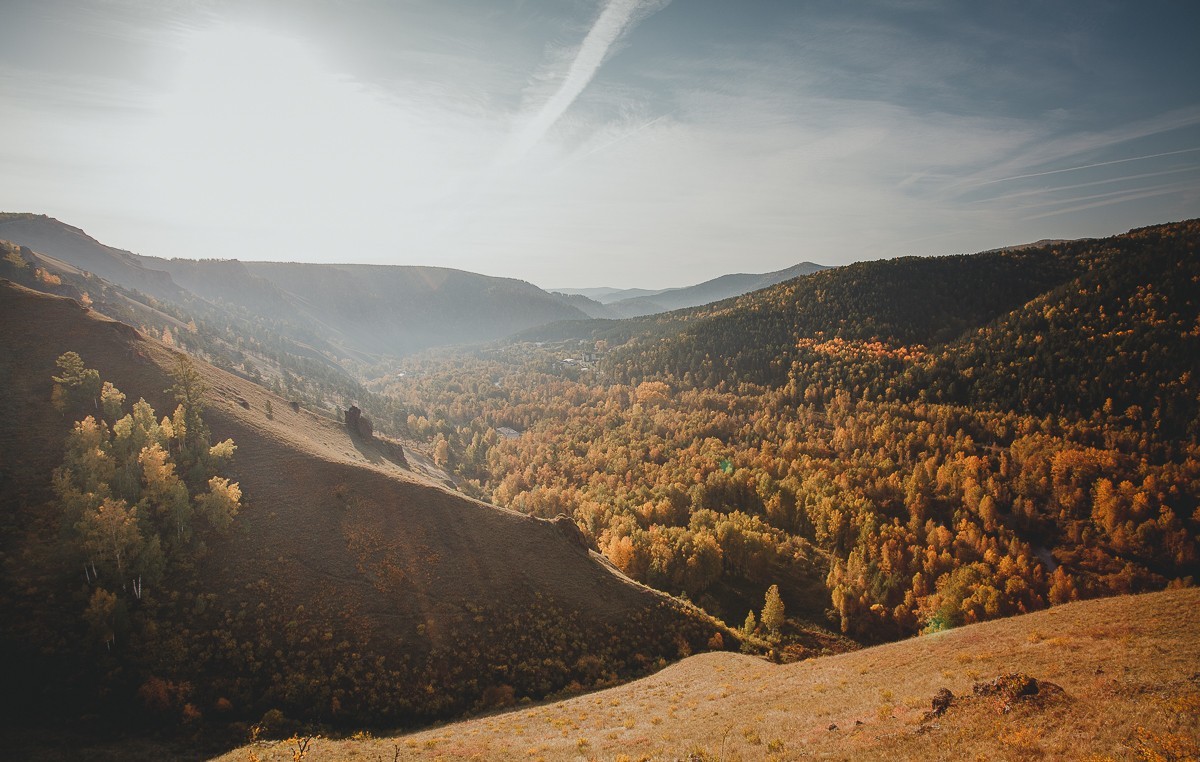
<box><xmin>968</xmin><ymin>146</ymin><xmax>1200</xmax><ymax>188</ymax></box>
<box><xmin>498</xmin><ymin>0</ymin><xmax>669</xmax><ymax>167</ymax></box>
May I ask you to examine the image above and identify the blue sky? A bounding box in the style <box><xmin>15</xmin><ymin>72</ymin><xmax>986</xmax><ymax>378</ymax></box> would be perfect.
<box><xmin>2</xmin><ymin>0</ymin><xmax>1198</xmax><ymax>288</ymax></box>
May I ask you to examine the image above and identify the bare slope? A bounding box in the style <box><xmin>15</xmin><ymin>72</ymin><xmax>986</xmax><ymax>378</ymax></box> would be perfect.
<box><xmin>221</xmin><ymin>587</ymin><xmax>1200</xmax><ymax>761</ymax></box>
<box><xmin>0</xmin><ymin>281</ymin><xmax>729</xmax><ymax>731</ymax></box>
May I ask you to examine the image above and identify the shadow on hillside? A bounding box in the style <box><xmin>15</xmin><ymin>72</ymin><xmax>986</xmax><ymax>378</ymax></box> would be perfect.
<box><xmin>348</xmin><ymin>431</ymin><xmax>411</xmax><ymax>472</ymax></box>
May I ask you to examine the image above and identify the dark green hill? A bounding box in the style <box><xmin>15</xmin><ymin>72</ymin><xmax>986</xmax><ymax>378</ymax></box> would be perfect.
<box><xmin>600</xmin><ymin>220</ymin><xmax>1199</xmax><ymax>431</ymax></box>
<box><xmin>911</xmin><ymin>220</ymin><xmax>1200</xmax><ymax>430</ymax></box>
<box><xmin>604</xmin><ymin>243</ymin><xmax>1083</xmax><ymax>388</ymax></box>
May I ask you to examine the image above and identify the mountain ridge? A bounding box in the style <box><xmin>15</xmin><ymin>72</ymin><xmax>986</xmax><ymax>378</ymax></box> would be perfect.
<box><xmin>0</xmin><ymin>214</ymin><xmax>590</xmax><ymax>357</ymax></box>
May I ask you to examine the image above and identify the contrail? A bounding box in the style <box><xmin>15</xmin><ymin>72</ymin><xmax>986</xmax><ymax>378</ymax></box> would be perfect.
<box><xmin>499</xmin><ymin>0</ymin><xmax>669</xmax><ymax>166</ymax></box>
<box><xmin>974</xmin><ymin>146</ymin><xmax>1200</xmax><ymax>187</ymax></box>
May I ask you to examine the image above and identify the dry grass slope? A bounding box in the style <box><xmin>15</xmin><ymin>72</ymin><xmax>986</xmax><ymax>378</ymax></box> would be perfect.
<box><xmin>220</xmin><ymin>587</ymin><xmax>1200</xmax><ymax>761</ymax></box>
<box><xmin>0</xmin><ymin>280</ymin><xmax>728</xmax><ymax>733</ymax></box>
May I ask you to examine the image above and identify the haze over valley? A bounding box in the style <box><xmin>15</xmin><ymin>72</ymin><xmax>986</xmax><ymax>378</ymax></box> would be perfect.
<box><xmin>1</xmin><ymin>1</ymin><xmax>1199</xmax><ymax>760</ymax></box>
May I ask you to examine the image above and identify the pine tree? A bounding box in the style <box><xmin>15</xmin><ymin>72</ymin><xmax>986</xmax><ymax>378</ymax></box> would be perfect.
<box><xmin>52</xmin><ymin>351</ymin><xmax>101</xmax><ymax>413</ymax></box>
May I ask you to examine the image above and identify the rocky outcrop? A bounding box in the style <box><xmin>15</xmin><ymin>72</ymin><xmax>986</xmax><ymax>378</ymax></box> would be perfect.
<box><xmin>552</xmin><ymin>515</ymin><xmax>593</xmax><ymax>552</ymax></box>
<box><xmin>345</xmin><ymin>405</ymin><xmax>374</xmax><ymax>439</ymax></box>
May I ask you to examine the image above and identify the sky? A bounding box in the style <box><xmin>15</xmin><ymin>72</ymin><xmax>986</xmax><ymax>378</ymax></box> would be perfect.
<box><xmin>2</xmin><ymin>0</ymin><xmax>1199</xmax><ymax>290</ymax></box>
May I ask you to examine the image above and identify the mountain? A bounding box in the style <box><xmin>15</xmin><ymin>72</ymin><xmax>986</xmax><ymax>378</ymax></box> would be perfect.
<box><xmin>0</xmin><ymin>281</ymin><xmax>730</xmax><ymax>747</ymax></box>
<box><xmin>378</xmin><ymin>219</ymin><xmax>1198</xmax><ymax>653</ymax></box>
<box><xmin>549</xmin><ymin>290</ymin><xmax>621</xmax><ymax>319</ymax></box>
<box><xmin>216</xmin><ymin>587</ymin><xmax>1200</xmax><ymax>761</ymax></box>
<box><xmin>551</xmin><ymin>261</ymin><xmax>829</xmax><ymax>319</ymax></box>
<box><xmin>0</xmin><ymin>214</ymin><xmax>590</xmax><ymax>357</ymax></box>
<box><xmin>606</xmin><ymin>261</ymin><xmax>829</xmax><ymax>318</ymax></box>
<box><xmin>551</xmin><ymin>285</ymin><xmax>665</xmax><ymax>304</ymax></box>
<box><xmin>0</xmin><ymin>213</ymin><xmax>182</xmax><ymax>300</ymax></box>
<box><xmin>604</xmin><ymin>220</ymin><xmax>1200</xmax><ymax>427</ymax></box>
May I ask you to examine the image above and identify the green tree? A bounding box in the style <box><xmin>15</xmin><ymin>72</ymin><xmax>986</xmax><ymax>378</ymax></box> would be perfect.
<box><xmin>742</xmin><ymin>610</ymin><xmax>758</xmax><ymax>636</ymax></box>
<box><xmin>52</xmin><ymin>351</ymin><xmax>101</xmax><ymax>413</ymax></box>
<box><xmin>167</xmin><ymin>354</ymin><xmax>209</xmax><ymax>465</ymax></box>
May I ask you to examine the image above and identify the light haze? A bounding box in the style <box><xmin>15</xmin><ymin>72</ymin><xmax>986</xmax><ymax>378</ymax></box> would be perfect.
<box><xmin>2</xmin><ymin>0</ymin><xmax>1199</xmax><ymax>289</ymax></box>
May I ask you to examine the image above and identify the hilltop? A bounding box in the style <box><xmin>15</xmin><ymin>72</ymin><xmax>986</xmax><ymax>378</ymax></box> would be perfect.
<box><xmin>0</xmin><ymin>281</ymin><xmax>730</xmax><ymax>753</ymax></box>
<box><xmin>218</xmin><ymin>587</ymin><xmax>1200</xmax><ymax>760</ymax></box>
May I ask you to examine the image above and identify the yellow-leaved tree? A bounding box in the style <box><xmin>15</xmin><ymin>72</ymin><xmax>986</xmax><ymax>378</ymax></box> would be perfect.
<box><xmin>51</xmin><ymin>352</ymin><xmax>241</xmax><ymax>646</ymax></box>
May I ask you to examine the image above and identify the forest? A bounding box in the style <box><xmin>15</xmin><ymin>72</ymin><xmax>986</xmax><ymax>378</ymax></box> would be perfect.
<box><xmin>375</xmin><ymin>220</ymin><xmax>1200</xmax><ymax>641</ymax></box>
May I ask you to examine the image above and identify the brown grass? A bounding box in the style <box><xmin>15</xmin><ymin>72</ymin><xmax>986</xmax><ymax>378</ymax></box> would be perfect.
<box><xmin>216</xmin><ymin>587</ymin><xmax>1200</xmax><ymax>761</ymax></box>
<box><xmin>0</xmin><ymin>281</ymin><xmax>727</xmax><ymax>732</ymax></box>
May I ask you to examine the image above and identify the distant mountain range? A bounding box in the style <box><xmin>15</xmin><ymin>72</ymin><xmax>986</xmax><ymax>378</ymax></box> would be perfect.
<box><xmin>553</xmin><ymin>261</ymin><xmax>829</xmax><ymax>318</ymax></box>
<box><xmin>0</xmin><ymin>213</ymin><xmax>588</xmax><ymax>357</ymax></box>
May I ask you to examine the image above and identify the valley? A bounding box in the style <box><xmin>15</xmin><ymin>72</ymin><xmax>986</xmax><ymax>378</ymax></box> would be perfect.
<box><xmin>0</xmin><ymin>216</ymin><xmax>1197</xmax><ymax>760</ymax></box>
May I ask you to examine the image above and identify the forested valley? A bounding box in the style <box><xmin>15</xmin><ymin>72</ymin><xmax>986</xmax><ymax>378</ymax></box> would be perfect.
<box><xmin>374</xmin><ymin>220</ymin><xmax>1200</xmax><ymax>642</ymax></box>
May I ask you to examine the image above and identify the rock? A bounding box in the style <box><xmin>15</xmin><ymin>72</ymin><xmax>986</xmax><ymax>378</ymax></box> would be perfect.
<box><xmin>931</xmin><ymin>687</ymin><xmax>954</xmax><ymax>716</ymax></box>
<box><xmin>289</xmin><ymin>400</ymin><xmax>300</xmax><ymax>412</ymax></box>
<box><xmin>551</xmin><ymin>515</ymin><xmax>591</xmax><ymax>552</ymax></box>
<box><xmin>972</xmin><ymin>673</ymin><xmax>1064</xmax><ymax>713</ymax></box>
<box><xmin>827</xmin><ymin>723</ymin><xmax>838</xmax><ymax>731</ymax></box>
<box><xmin>345</xmin><ymin>405</ymin><xmax>373</xmax><ymax>438</ymax></box>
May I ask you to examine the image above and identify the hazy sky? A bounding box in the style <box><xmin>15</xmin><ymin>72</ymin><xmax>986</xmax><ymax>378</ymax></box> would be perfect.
<box><xmin>2</xmin><ymin>0</ymin><xmax>1199</xmax><ymax>289</ymax></box>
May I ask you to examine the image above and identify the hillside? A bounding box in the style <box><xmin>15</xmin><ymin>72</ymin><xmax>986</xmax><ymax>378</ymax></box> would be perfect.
<box><xmin>375</xmin><ymin>219</ymin><xmax>1199</xmax><ymax>649</ymax></box>
<box><xmin>0</xmin><ymin>214</ymin><xmax>590</xmax><ymax>357</ymax></box>
<box><xmin>218</xmin><ymin>587</ymin><xmax>1200</xmax><ymax>760</ymax></box>
<box><xmin>552</xmin><ymin>286</ymin><xmax>664</xmax><ymax>304</ymax></box>
<box><xmin>599</xmin><ymin>220</ymin><xmax>1200</xmax><ymax>426</ymax></box>
<box><xmin>158</xmin><ymin>258</ymin><xmax>591</xmax><ymax>356</ymax></box>
<box><xmin>603</xmin><ymin>243</ymin><xmax>1084</xmax><ymax>388</ymax></box>
<box><xmin>0</xmin><ymin>213</ymin><xmax>182</xmax><ymax>300</ymax></box>
<box><xmin>0</xmin><ymin>281</ymin><xmax>730</xmax><ymax>752</ymax></box>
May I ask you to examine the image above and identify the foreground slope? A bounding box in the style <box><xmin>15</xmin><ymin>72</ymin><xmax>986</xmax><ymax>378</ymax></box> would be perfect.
<box><xmin>222</xmin><ymin>587</ymin><xmax>1200</xmax><ymax>761</ymax></box>
<box><xmin>0</xmin><ymin>281</ymin><xmax>728</xmax><ymax>735</ymax></box>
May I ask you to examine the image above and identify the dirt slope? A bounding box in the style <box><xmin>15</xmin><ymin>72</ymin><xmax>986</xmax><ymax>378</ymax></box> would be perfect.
<box><xmin>0</xmin><ymin>281</ymin><xmax>729</xmax><ymax>731</ymax></box>
<box><xmin>220</xmin><ymin>587</ymin><xmax>1200</xmax><ymax>761</ymax></box>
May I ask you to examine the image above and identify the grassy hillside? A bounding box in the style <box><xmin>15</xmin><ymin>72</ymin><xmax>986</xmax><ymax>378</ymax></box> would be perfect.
<box><xmin>0</xmin><ymin>282</ymin><xmax>730</xmax><ymax>750</ymax></box>
<box><xmin>217</xmin><ymin>587</ymin><xmax>1200</xmax><ymax>760</ymax></box>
